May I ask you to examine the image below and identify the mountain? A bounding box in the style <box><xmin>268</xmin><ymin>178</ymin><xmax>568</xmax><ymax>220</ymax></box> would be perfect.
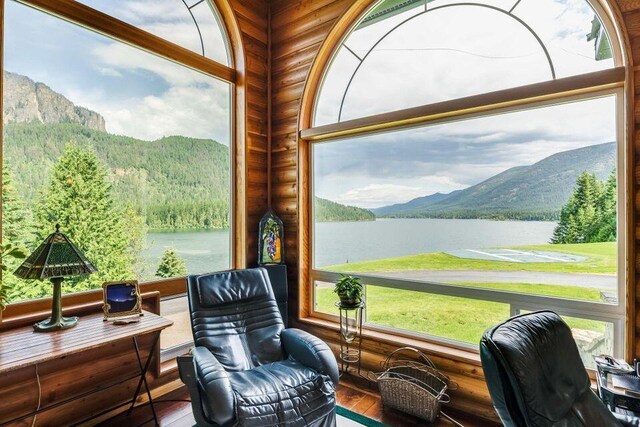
<box><xmin>3</xmin><ymin>71</ymin><xmax>106</xmax><ymax>132</ymax></box>
<box><xmin>375</xmin><ymin>142</ymin><xmax>616</xmax><ymax>220</ymax></box>
<box><xmin>372</xmin><ymin>190</ymin><xmax>462</xmax><ymax>217</ymax></box>
<box><xmin>315</xmin><ymin>197</ymin><xmax>375</xmax><ymax>222</ymax></box>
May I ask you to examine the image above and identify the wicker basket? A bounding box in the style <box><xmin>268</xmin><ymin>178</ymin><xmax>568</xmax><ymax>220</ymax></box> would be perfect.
<box><xmin>375</xmin><ymin>347</ymin><xmax>455</xmax><ymax>423</ymax></box>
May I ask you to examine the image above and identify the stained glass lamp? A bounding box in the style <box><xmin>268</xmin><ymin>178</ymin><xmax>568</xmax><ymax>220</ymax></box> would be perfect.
<box><xmin>14</xmin><ymin>224</ymin><xmax>97</xmax><ymax>332</ymax></box>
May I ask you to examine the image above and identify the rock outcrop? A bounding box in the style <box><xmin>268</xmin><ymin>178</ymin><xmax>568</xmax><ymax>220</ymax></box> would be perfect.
<box><xmin>3</xmin><ymin>71</ymin><xmax>106</xmax><ymax>132</ymax></box>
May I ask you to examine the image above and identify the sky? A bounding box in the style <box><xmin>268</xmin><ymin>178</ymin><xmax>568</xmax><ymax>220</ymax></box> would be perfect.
<box><xmin>312</xmin><ymin>0</ymin><xmax>619</xmax><ymax>209</ymax></box>
<box><xmin>3</xmin><ymin>0</ymin><xmax>231</xmax><ymax>144</ymax></box>
<box><xmin>2</xmin><ymin>0</ymin><xmax>619</xmax><ymax>209</ymax></box>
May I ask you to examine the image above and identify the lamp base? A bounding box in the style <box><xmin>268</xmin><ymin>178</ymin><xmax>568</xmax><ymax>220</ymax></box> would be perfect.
<box><xmin>33</xmin><ymin>315</ymin><xmax>78</xmax><ymax>332</ymax></box>
<box><xmin>32</xmin><ymin>277</ymin><xmax>79</xmax><ymax>332</ymax></box>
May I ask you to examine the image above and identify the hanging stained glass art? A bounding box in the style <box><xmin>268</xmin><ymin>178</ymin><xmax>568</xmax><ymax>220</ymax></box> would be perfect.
<box><xmin>258</xmin><ymin>210</ymin><xmax>284</xmax><ymax>265</ymax></box>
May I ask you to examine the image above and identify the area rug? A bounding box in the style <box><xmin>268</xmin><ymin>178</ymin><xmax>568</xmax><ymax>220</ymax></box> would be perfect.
<box><xmin>337</xmin><ymin>406</ymin><xmax>388</xmax><ymax>427</ymax></box>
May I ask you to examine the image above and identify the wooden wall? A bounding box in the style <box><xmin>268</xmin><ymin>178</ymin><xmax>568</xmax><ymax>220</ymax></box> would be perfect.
<box><xmin>268</xmin><ymin>0</ymin><xmax>637</xmax><ymax>423</ymax></box>
<box><xmin>228</xmin><ymin>0</ymin><xmax>270</xmax><ymax>267</ymax></box>
<box><xmin>270</xmin><ymin>0</ymin><xmax>354</xmax><ymax>317</ymax></box>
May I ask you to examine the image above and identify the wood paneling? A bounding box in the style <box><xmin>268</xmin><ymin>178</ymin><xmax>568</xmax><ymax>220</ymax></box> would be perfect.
<box><xmin>269</xmin><ymin>0</ymin><xmax>636</xmax><ymax>424</ymax></box>
<box><xmin>228</xmin><ymin>0</ymin><xmax>270</xmax><ymax>268</ymax></box>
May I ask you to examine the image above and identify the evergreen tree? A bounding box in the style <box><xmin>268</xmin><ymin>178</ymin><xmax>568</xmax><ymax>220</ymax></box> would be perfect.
<box><xmin>13</xmin><ymin>144</ymin><xmax>146</xmax><ymax>300</ymax></box>
<box><xmin>551</xmin><ymin>170</ymin><xmax>616</xmax><ymax>244</ymax></box>
<box><xmin>155</xmin><ymin>248</ymin><xmax>187</xmax><ymax>278</ymax></box>
<box><xmin>1</xmin><ymin>167</ymin><xmax>32</xmax><ymax>305</ymax></box>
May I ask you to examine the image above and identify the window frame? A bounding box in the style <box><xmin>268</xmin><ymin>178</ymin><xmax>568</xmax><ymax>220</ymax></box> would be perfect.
<box><xmin>300</xmin><ymin>0</ymin><xmax>630</xmax><ymax>359</ymax></box>
<box><xmin>0</xmin><ymin>0</ymin><xmax>241</xmax><ymax>346</ymax></box>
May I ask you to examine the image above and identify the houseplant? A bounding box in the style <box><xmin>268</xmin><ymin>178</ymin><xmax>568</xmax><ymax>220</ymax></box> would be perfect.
<box><xmin>0</xmin><ymin>243</ymin><xmax>27</xmax><ymax>321</ymax></box>
<box><xmin>334</xmin><ymin>274</ymin><xmax>364</xmax><ymax>306</ymax></box>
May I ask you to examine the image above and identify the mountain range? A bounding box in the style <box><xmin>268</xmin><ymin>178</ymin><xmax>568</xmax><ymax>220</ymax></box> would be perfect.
<box><xmin>2</xmin><ymin>71</ymin><xmax>369</xmax><ymax>227</ymax></box>
<box><xmin>372</xmin><ymin>142</ymin><xmax>616</xmax><ymax>220</ymax></box>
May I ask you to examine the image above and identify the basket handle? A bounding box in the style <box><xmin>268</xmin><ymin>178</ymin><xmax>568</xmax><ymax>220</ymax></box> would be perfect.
<box><xmin>383</xmin><ymin>347</ymin><xmax>437</xmax><ymax>370</ymax></box>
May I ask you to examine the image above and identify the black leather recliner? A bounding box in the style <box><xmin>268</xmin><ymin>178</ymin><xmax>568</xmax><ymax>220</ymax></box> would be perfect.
<box><xmin>178</xmin><ymin>268</ymin><xmax>339</xmax><ymax>426</ymax></box>
<box><xmin>480</xmin><ymin>310</ymin><xmax>640</xmax><ymax>427</ymax></box>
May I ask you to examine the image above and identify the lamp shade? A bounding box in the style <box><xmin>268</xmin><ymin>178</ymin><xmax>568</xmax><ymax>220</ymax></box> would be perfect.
<box><xmin>14</xmin><ymin>224</ymin><xmax>97</xmax><ymax>280</ymax></box>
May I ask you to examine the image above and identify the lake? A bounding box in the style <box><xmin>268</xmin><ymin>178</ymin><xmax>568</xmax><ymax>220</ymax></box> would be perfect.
<box><xmin>141</xmin><ymin>218</ymin><xmax>556</xmax><ymax>277</ymax></box>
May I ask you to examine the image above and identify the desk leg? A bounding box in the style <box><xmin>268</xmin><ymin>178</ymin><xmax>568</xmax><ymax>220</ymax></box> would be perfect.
<box><xmin>128</xmin><ymin>332</ymin><xmax>160</xmax><ymax>426</ymax></box>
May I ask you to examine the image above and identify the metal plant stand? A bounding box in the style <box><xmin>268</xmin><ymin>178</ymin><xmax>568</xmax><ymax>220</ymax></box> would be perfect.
<box><xmin>336</xmin><ymin>300</ymin><xmax>365</xmax><ymax>376</ymax></box>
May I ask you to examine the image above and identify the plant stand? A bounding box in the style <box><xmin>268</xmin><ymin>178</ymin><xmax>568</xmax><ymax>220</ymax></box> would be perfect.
<box><xmin>336</xmin><ymin>300</ymin><xmax>364</xmax><ymax>376</ymax></box>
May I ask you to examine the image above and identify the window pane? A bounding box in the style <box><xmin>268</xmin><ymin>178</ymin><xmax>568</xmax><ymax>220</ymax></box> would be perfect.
<box><xmin>160</xmin><ymin>295</ymin><xmax>193</xmax><ymax>358</ymax></box>
<box><xmin>76</xmin><ymin>0</ymin><xmax>230</xmax><ymax>65</ymax></box>
<box><xmin>315</xmin><ymin>282</ymin><xmax>614</xmax><ymax>366</ymax></box>
<box><xmin>313</xmin><ymin>96</ymin><xmax>618</xmax><ymax>304</ymax></box>
<box><xmin>2</xmin><ymin>1</ymin><xmax>231</xmax><ymax>302</ymax></box>
<box><xmin>315</xmin><ymin>281</ymin><xmax>511</xmax><ymax>345</ymax></box>
<box><xmin>314</xmin><ymin>0</ymin><xmax>615</xmax><ymax>125</ymax></box>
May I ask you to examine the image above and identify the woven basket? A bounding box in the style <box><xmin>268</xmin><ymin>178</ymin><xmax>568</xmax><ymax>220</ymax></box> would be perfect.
<box><xmin>375</xmin><ymin>347</ymin><xmax>454</xmax><ymax>423</ymax></box>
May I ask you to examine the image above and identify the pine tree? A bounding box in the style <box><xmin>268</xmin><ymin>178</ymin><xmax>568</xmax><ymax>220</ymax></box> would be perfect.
<box><xmin>13</xmin><ymin>144</ymin><xmax>146</xmax><ymax>300</ymax></box>
<box><xmin>1</xmin><ymin>166</ymin><xmax>33</xmax><ymax>304</ymax></box>
<box><xmin>551</xmin><ymin>170</ymin><xmax>617</xmax><ymax>244</ymax></box>
<box><xmin>155</xmin><ymin>248</ymin><xmax>187</xmax><ymax>278</ymax></box>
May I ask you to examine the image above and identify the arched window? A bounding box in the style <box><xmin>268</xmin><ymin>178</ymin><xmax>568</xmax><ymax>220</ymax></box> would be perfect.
<box><xmin>1</xmin><ymin>0</ymin><xmax>235</xmax><ymax>353</ymax></box>
<box><xmin>307</xmin><ymin>0</ymin><xmax>626</xmax><ymax>364</ymax></box>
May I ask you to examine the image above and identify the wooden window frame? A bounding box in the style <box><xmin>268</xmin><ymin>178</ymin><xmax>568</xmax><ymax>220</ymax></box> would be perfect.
<box><xmin>0</xmin><ymin>0</ymin><xmax>246</xmax><ymax>346</ymax></box>
<box><xmin>297</xmin><ymin>0</ymin><xmax>635</xmax><ymax>362</ymax></box>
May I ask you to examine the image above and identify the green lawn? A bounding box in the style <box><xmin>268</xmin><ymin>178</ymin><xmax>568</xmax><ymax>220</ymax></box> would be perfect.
<box><xmin>316</xmin><ymin>282</ymin><xmax>606</xmax><ymax>345</ymax></box>
<box><xmin>316</xmin><ymin>242</ymin><xmax>616</xmax><ymax>346</ymax></box>
<box><xmin>324</xmin><ymin>242</ymin><xmax>616</xmax><ymax>275</ymax></box>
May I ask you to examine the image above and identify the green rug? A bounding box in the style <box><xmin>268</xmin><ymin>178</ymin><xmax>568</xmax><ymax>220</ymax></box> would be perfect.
<box><xmin>337</xmin><ymin>406</ymin><xmax>388</xmax><ymax>427</ymax></box>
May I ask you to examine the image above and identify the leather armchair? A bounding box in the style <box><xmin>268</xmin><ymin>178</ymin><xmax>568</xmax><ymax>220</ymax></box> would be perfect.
<box><xmin>178</xmin><ymin>268</ymin><xmax>339</xmax><ymax>427</ymax></box>
<box><xmin>480</xmin><ymin>310</ymin><xmax>640</xmax><ymax>427</ymax></box>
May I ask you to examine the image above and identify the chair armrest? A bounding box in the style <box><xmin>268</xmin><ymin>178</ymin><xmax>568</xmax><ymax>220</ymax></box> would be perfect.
<box><xmin>192</xmin><ymin>346</ymin><xmax>235</xmax><ymax>426</ymax></box>
<box><xmin>615</xmin><ymin>413</ymin><xmax>640</xmax><ymax>427</ymax></box>
<box><xmin>282</xmin><ymin>328</ymin><xmax>339</xmax><ymax>385</ymax></box>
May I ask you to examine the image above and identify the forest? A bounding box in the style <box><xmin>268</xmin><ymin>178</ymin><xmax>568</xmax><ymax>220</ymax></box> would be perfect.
<box><xmin>315</xmin><ymin>197</ymin><xmax>375</xmax><ymax>222</ymax></box>
<box><xmin>4</xmin><ymin>122</ymin><xmax>231</xmax><ymax>231</ymax></box>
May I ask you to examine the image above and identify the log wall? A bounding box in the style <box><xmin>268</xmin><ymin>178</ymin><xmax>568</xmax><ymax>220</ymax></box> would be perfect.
<box><xmin>269</xmin><ymin>0</ymin><xmax>637</xmax><ymax>423</ymax></box>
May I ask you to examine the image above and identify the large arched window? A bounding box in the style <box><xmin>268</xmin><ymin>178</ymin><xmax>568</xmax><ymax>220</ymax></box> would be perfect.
<box><xmin>1</xmin><ymin>0</ymin><xmax>235</xmax><ymax>354</ymax></box>
<box><xmin>306</xmin><ymin>0</ymin><xmax>626</xmax><ymax>364</ymax></box>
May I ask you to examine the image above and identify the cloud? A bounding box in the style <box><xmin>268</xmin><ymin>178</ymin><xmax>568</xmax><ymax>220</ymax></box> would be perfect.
<box><xmin>103</xmin><ymin>85</ymin><xmax>230</xmax><ymax>143</ymax></box>
<box><xmin>314</xmin><ymin>96</ymin><xmax>617</xmax><ymax>206</ymax></box>
<box><xmin>97</xmin><ymin>67</ymin><xmax>122</xmax><ymax>78</ymax></box>
<box><xmin>85</xmin><ymin>40</ymin><xmax>231</xmax><ymax>143</ymax></box>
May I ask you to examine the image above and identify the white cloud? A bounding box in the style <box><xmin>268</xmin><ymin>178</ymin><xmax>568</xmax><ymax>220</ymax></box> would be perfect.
<box><xmin>81</xmin><ymin>40</ymin><xmax>231</xmax><ymax>143</ymax></box>
<box><xmin>103</xmin><ymin>85</ymin><xmax>230</xmax><ymax>143</ymax></box>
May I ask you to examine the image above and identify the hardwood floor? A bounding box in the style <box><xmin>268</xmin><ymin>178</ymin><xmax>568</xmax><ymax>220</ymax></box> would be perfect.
<box><xmin>98</xmin><ymin>375</ymin><xmax>495</xmax><ymax>427</ymax></box>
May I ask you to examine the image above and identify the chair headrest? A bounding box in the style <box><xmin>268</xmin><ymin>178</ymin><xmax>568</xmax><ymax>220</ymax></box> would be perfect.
<box><xmin>483</xmin><ymin>311</ymin><xmax>590</xmax><ymax>422</ymax></box>
<box><xmin>194</xmin><ymin>268</ymin><xmax>273</xmax><ymax>308</ymax></box>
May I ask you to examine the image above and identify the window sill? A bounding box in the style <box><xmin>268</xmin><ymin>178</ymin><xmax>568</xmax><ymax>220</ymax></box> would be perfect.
<box><xmin>295</xmin><ymin>315</ymin><xmax>483</xmax><ymax>367</ymax></box>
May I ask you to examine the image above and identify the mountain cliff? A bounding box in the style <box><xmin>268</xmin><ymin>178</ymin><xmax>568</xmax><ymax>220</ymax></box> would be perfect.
<box><xmin>373</xmin><ymin>142</ymin><xmax>616</xmax><ymax>220</ymax></box>
<box><xmin>3</xmin><ymin>71</ymin><xmax>106</xmax><ymax>132</ymax></box>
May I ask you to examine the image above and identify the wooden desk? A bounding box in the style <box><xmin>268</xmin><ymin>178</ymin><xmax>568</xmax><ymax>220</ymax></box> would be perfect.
<box><xmin>0</xmin><ymin>311</ymin><xmax>172</xmax><ymax>426</ymax></box>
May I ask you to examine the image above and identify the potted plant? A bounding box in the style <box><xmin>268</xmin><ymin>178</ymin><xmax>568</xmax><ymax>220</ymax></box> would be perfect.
<box><xmin>0</xmin><ymin>243</ymin><xmax>27</xmax><ymax>322</ymax></box>
<box><xmin>334</xmin><ymin>274</ymin><xmax>364</xmax><ymax>306</ymax></box>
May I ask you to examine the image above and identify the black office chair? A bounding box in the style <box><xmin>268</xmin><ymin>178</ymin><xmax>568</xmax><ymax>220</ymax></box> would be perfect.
<box><xmin>480</xmin><ymin>310</ymin><xmax>640</xmax><ymax>427</ymax></box>
<box><xmin>178</xmin><ymin>268</ymin><xmax>339</xmax><ymax>427</ymax></box>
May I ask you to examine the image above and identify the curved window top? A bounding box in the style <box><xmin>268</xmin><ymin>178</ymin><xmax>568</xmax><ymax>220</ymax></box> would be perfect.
<box><xmin>76</xmin><ymin>0</ymin><xmax>231</xmax><ymax>65</ymax></box>
<box><xmin>314</xmin><ymin>0</ymin><xmax>619</xmax><ymax>126</ymax></box>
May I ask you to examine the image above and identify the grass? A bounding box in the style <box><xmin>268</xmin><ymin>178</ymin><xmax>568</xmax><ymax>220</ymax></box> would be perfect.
<box><xmin>324</xmin><ymin>242</ymin><xmax>617</xmax><ymax>275</ymax></box>
<box><xmin>316</xmin><ymin>282</ymin><xmax>607</xmax><ymax>345</ymax></box>
<box><xmin>317</xmin><ymin>242</ymin><xmax>616</xmax><ymax>351</ymax></box>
